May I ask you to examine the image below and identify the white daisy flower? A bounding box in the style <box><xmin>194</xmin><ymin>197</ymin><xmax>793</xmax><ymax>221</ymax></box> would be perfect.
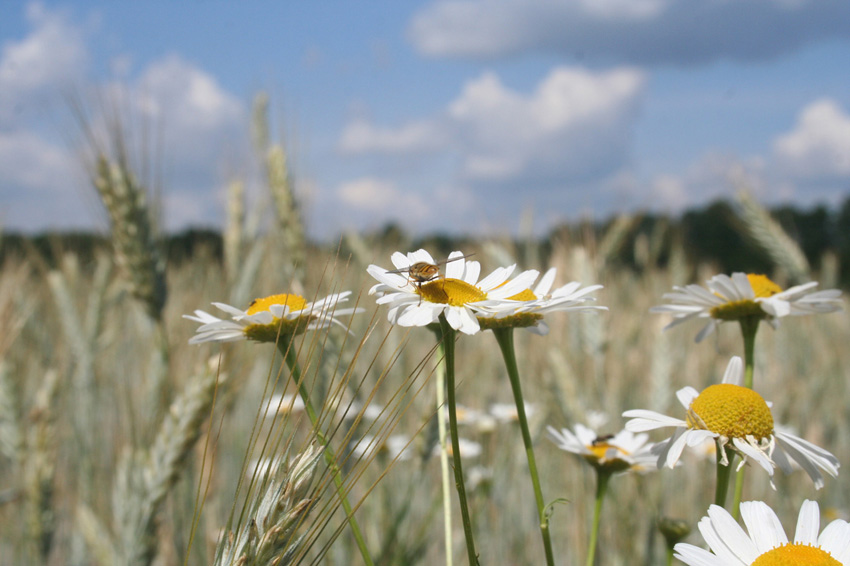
<box><xmin>624</xmin><ymin>357</ymin><xmax>840</xmax><ymax>489</ymax></box>
<box><xmin>488</xmin><ymin>402</ymin><xmax>538</xmax><ymax>424</ymax></box>
<box><xmin>184</xmin><ymin>291</ymin><xmax>361</xmax><ymax>344</ymax></box>
<box><xmin>546</xmin><ymin>423</ymin><xmax>656</xmax><ymax>474</ymax></box>
<box><xmin>432</xmin><ymin>437</ymin><xmax>483</xmax><ymax>460</ymax></box>
<box><xmin>367</xmin><ymin>249</ymin><xmax>538</xmax><ymax>335</ymax></box>
<box><xmin>475</xmin><ymin>267</ymin><xmax>607</xmax><ymax>335</ymax></box>
<box><xmin>651</xmin><ymin>272</ymin><xmax>842</xmax><ymax>342</ymax></box>
<box><xmin>351</xmin><ymin>434</ymin><xmax>414</xmax><ymax>462</ymax></box>
<box><xmin>262</xmin><ymin>393</ymin><xmax>305</xmax><ymax>418</ymax></box>
<box><xmin>674</xmin><ymin>499</ymin><xmax>850</xmax><ymax>565</ymax></box>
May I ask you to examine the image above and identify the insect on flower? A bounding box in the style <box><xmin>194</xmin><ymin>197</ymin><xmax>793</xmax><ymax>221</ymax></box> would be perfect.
<box><xmin>386</xmin><ymin>254</ymin><xmax>475</xmax><ymax>290</ymax></box>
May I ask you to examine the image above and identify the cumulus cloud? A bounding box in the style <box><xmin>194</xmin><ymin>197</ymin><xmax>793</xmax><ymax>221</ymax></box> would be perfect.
<box><xmin>339</xmin><ymin>118</ymin><xmax>444</xmax><ymax>154</ymax></box>
<box><xmin>0</xmin><ymin>3</ymin><xmax>247</xmax><ymax>232</ymax></box>
<box><xmin>0</xmin><ymin>2</ymin><xmax>88</xmax><ymax>124</ymax></box>
<box><xmin>447</xmin><ymin>67</ymin><xmax>645</xmax><ymax>183</ymax></box>
<box><xmin>408</xmin><ymin>0</ymin><xmax>850</xmax><ymax>66</ymax></box>
<box><xmin>338</xmin><ymin>66</ymin><xmax>645</xmax><ymax>189</ymax></box>
<box><xmin>773</xmin><ymin>98</ymin><xmax>850</xmax><ymax>181</ymax></box>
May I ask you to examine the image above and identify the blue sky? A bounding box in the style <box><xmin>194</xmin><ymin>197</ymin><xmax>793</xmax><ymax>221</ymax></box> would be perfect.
<box><xmin>2</xmin><ymin>0</ymin><xmax>850</xmax><ymax>238</ymax></box>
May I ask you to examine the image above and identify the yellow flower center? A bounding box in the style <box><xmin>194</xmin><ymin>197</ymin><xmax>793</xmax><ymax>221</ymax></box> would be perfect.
<box><xmin>687</xmin><ymin>384</ymin><xmax>774</xmax><ymax>440</ymax></box>
<box><xmin>583</xmin><ymin>441</ymin><xmax>633</xmax><ymax>473</ymax></box>
<box><xmin>709</xmin><ymin>274</ymin><xmax>783</xmax><ymax>321</ymax></box>
<box><xmin>747</xmin><ymin>274</ymin><xmax>783</xmax><ymax>298</ymax></box>
<box><xmin>243</xmin><ymin>293</ymin><xmax>312</xmax><ymax>342</ymax></box>
<box><xmin>418</xmin><ymin>278</ymin><xmax>487</xmax><ymax>306</ymax></box>
<box><xmin>506</xmin><ymin>288</ymin><xmax>537</xmax><ymax>301</ymax></box>
<box><xmin>751</xmin><ymin>543</ymin><xmax>840</xmax><ymax>565</ymax></box>
<box><xmin>247</xmin><ymin>293</ymin><xmax>307</xmax><ymax>315</ymax></box>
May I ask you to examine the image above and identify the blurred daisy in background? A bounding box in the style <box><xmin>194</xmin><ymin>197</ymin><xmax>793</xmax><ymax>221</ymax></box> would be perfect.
<box><xmin>547</xmin><ymin>423</ymin><xmax>656</xmax><ymax>474</ymax></box>
<box><xmin>651</xmin><ymin>273</ymin><xmax>842</xmax><ymax>342</ymax></box>
<box><xmin>184</xmin><ymin>291</ymin><xmax>361</xmax><ymax>344</ymax></box>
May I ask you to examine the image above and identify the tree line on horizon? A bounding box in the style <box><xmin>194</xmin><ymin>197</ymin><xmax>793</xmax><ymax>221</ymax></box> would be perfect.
<box><xmin>3</xmin><ymin>196</ymin><xmax>850</xmax><ymax>286</ymax></box>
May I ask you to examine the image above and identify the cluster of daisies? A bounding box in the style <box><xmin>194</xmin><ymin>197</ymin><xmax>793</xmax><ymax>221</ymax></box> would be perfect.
<box><xmin>184</xmin><ymin>249</ymin><xmax>847</xmax><ymax>565</ymax></box>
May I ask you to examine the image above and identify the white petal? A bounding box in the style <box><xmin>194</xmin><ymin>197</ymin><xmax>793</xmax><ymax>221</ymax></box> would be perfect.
<box><xmin>818</xmin><ymin>519</ymin><xmax>850</xmax><ymax>560</ymax></box>
<box><xmin>740</xmin><ymin>500</ymin><xmax>787</xmax><ymax>553</ymax></box>
<box><xmin>793</xmin><ymin>499</ymin><xmax>820</xmax><ymax>545</ymax></box>
<box><xmin>721</xmin><ymin>357</ymin><xmax>744</xmax><ymax>385</ymax></box>
<box><xmin>705</xmin><ymin>504</ymin><xmax>759</xmax><ymax>563</ymax></box>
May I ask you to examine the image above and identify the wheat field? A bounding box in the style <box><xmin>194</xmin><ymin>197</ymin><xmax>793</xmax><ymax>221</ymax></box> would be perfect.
<box><xmin>1</xmin><ymin>212</ymin><xmax>848</xmax><ymax>565</ymax></box>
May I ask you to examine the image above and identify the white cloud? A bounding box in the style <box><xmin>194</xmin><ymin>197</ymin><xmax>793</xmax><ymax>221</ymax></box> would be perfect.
<box><xmin>409</xmin><ymin>0</ymin><xmax>850</xmax><ymax>65</ymax></box>
<box><xmin>773</xmin><ymin>98</ymin><xmax>850</xmax><ymax>180</ymax></box>
<box><xmin>643</xmin><ymin>153</ymin><xmax>768</xmax><ymax>214</ymax></box>
<box><xmin>336</xmin><ymin>177</ymin><xmax>428</xmax><ymax>212</ymax></box>
<box><xmin>338</xmin><ymin>66</ymin><xmax>645</xmax><ymax>188</ymax></box>
<box><xmin>0</xmin><ymin>3</ymin><xmax>248</xmax><ymax>232</ymax></box>
<box><xmin>0</xmin><ymin>2</ymin><xmax>88</xmax><ymax>124</ymax></box>
<box><xmin>448</xmin><ymin>67</ymin><xmax>645</xmax><ymax>182</ymax></box>
<box><xmin>339</xmin><ymin>118</ymin><xmax>444</xmax><ymax>154</ymax></box>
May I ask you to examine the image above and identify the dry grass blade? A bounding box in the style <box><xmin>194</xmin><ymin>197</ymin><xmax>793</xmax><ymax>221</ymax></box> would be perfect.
<box><xmin>735</xmin><ymin>190</ymin><xmax>810</xmax><ymax>284</ymax></box>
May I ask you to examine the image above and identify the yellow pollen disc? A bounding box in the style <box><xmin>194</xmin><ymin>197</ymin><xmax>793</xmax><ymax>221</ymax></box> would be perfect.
<box><xmin>419</xmin><ymin>278</ymin><xmax>487</xmax><ymax>306</ymax></box>
<box><xmin>751</xmin><ymin>543</ymin><xmax>840</xmax><ymax>566</ymax></box>
<box><xmin>247</xmin><ymin>293</ymin><xmax>307</xmax><ymax>315</ymax></box>
<box><xmin>506</xmin><ymin>288</ymin><xmax>537</xmax><ymax>301</ymax></box>
<box><xmin>584</xmin><ymin>442</ymin><xmax>632</xmax><ymax>473</ymax></box>
<box><xmin>747</xmin><ymin>273</ymin><xmax>783</xmax><ymax>298</ymax></box>
<box><xmin>687</xmin><ymin>384</ymin><xmax>774</xmax><ymax>440</ymax></box>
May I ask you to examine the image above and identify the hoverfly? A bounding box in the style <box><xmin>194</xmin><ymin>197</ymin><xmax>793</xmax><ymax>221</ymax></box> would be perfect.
<box><xmin>386</xmin><ymin>253</ymin><xmax>475</xmax><ymax>294</ymax></box>
<box><xmin>591</xmin><ymin>434</ymin><xmax>615</xmax><ymax>446</ymax></box>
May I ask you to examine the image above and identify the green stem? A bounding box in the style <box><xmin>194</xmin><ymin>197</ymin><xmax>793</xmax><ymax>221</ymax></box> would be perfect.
<box><xmin>431</xmin><ymin>330</ymin><xmax>454</xmax><ymax>566</ymax></box>
<box><xmin>714</xmin><ymin>446</ymin><xmax>734</xmax><ymax>509</ymax></box>
<box><xmin>278</xmin><ymin>342</ymin><xmax>374</xmax><ymax>566</ymax></box>
<box><xmin>731</xmin><ymin>316</ymin><xmax>759</xmax><ymax>518</ymax></box>
<box><xmin>666</xmin><ymin>547</ymin><xmax>674</xmax><ymax>566</ymax></box>
<box><xmin>739</xmin><ymin>317</ymin><xmax>759</xmax><ymax>389</ymax></box>
<box><xmin>439</xmin><ymin>315</ymin><xmax>479</xmax><ymax>566</ymax></box>
<box><xmin>586</xmin><ymin>471</ymin><xmax>611</xmax><ymax>566</ymax></box>
<box><xmin>492</xmin><ymin>327</ymin><xmax>556</xmax><ymax>566</ymax></box>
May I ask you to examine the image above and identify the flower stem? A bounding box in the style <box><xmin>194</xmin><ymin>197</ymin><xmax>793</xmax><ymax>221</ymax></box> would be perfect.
<box><xmin>430</xmin><ymin>328</ymin><xmax>454</xmax><ymax>566</ymax></box>
<box><xmin>492</xmin><ymin>327</ymin><xmax>556</xmax><ymax>566</ymax></box>
<box><xmin>278</xmin><ymin>341</ymin><xmax>374</xmax><ymax>566</ymax></box>
<box><xmin>665</xmin><ymin>547</ymin><xmax>674</xmax><ymax>566</ymax></box>
<box><xmin>714</xmin><ymin>446</ymin><xmax>733</xmax><ymax>509</ymax></box>
<box><xmin>439</xmin><ymin>314</ymin><xmax>480</xmax><ymax>566</ymax></box>
<box><xmin>586</xmin><ymin>470</ymin><xmax>611</xmax><ymax>566</ymax></box>
<box><xmin>731</xmin><ymin>316</ymin><xmax>760</xmax><ymax>518</ymax></box>
<box><xmin>739</xmin><ymin>316</ymin><xmax>759</xmax><ymax>389</ymax></box>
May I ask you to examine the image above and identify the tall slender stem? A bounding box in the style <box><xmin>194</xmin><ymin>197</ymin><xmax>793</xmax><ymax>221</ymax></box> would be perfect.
<box><xmin>439</xmin><ymin>315</ymin><xmax>479</xmax><ymax>566</ymax></box>
<box><xmin>730</xmin><ymin>316</ymin><xmax>760</xmax><ymax>518</ymax></box>
<box><xmin>432</xmin><ymin>332</ymin><xmax>454</xmax><ymax>566</ymax></box>
<box><xmin>586</xmin><ymin>471</ymin><xmax>611</xmax><ymax>566</ymax></box>
<box><xmin>278</xmin><ymin>342</ymin><xmax>375</xmax><ymax>566</ymax></box>
<box><xmin>739</xmin><ymin>317</ymin><xmax>759</xmax><ymax>389</ymax></box>
<box><xmin>714</xmin><ymin>447</ymin><xmax>734</xmax><ymax>509</ymax></box>
<box><xmin>492</xmin><ymin>327</ymin><xmax>556</xmax><ymax>566</ymax></box>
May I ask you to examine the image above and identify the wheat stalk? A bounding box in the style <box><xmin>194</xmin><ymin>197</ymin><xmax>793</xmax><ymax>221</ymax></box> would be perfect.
<box><xmin>735</xmin><ymin>190</ymin><xmax>810</xmax><ymax>284</ymax></box>
<box><xmin>112</xmin><ymin>358</ymin><xmax>222</xmax><ymax>566</ymax></box>
<box><xmin>24</xmin><ymin>369</ymin><xmax>60</xmax><ymax>562</ymax></box>
<box><xmin>215</xmin><ymin>444</ymin><xmax>323</xmax><ymax>566</ymax></box>
<box><xmin>0</xmin><ymin>362</ymin><xmax>21</xmax><ymax>463</ymax></box>
<box><xmin>93</xmin><ymin>154</ymin><xmax>167</xmax><ymax>321</ymax></box>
